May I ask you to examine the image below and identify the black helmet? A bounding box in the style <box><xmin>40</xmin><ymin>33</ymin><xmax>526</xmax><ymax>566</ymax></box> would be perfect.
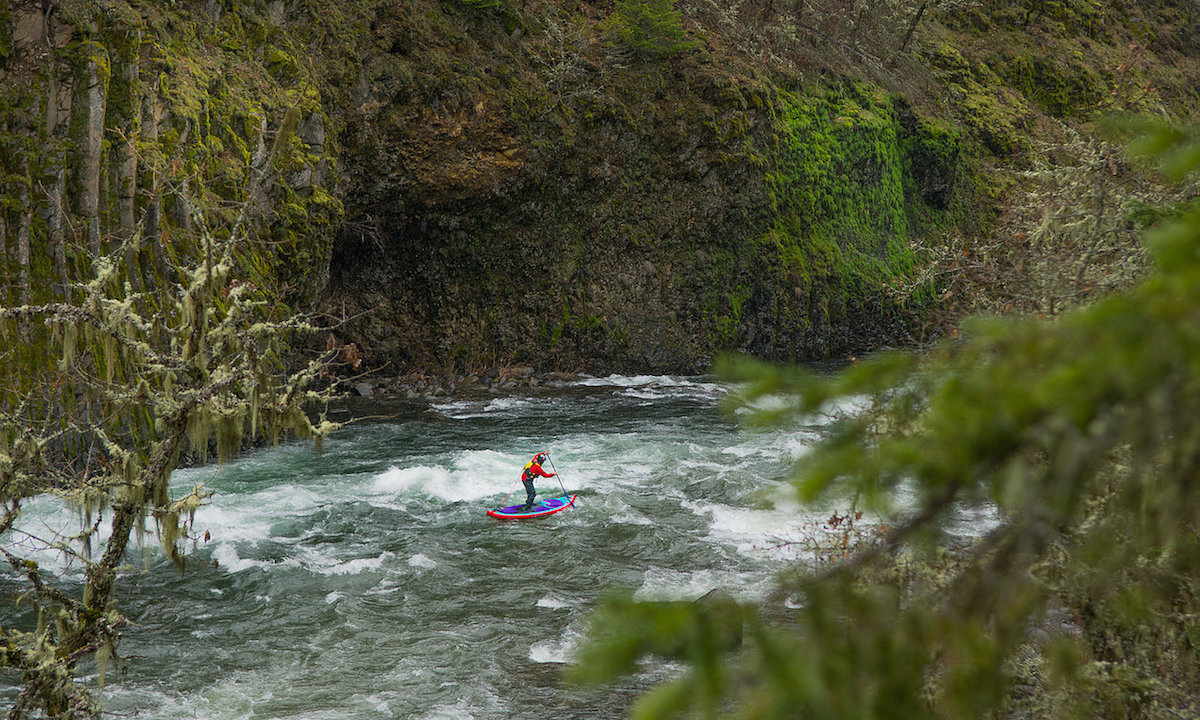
<box><xmin>537</xmin><ymin>453</ymin><xmax>547</xmax><ymax>463</ymax></box>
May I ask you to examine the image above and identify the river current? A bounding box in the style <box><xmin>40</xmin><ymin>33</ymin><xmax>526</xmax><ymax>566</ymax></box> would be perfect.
<box><xmin>3</xmin><ymin>373</ymin><xmax>995</xmax><ymax>719</ymax></box>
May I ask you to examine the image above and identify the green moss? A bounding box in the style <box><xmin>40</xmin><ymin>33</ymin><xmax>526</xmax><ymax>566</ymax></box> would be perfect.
<box><xmin>996</xmin><ymin>51</ymin><xmax>1105</xmax><ymax>119</ymax></box>
<box><xmin>742</xmin><ymin>82</ymin><xmax>961</xmax><ymax>344</ymax></box>
<box><xmin>956</xmin><ymin>83</ymin><xmax>1030</xmax><ymax>157</ymax></box>
<box><xmin>711</xmin><ymin>287</ymin><xmax>752</xmax><ymax>349</ymax></box>
<box><xmin>0</xmin><ymin>6</ymin><xmax>14</xmax><ymax>64</ymax></box>
<box><xmin>600</xmin><ymin>0</ymin><xmax>695</xmax><ymax>60</ymax></box>
<box><xmin>768</xmin><ymin>86</ymin><xmax>915</xmax><ymax>280</ymax></box>
<box><xmin>899</xmin><ymin>112</ymin><xmax>963</xmax><ymax>233</ymax></box>
<box><xmin>265</xmin><ymin>45</ymin><xmax>296</xmax><ymax>75</ymax></box>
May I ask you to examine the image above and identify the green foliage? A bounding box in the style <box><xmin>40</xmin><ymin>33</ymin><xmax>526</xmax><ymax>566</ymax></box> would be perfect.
<box><xmin>762</xmin><ymin>86</ymin><xmax>933</xmax><ymax>320</ymax></box>
<box><xmin>600</xmin><ymin>0</ymin><xmax>695</xmax><ymax>60</ymax></box>
<box><xmin>996</xmin><ymin>51</ymin><xmax>1105</xmax><ymax>119</ymax></box>
<box><xmin>572</xmin><ymin>119</ymin><xmax>1200</xmax><ymax>718</ymax></box>
<box><xmin>0</xmin><ymin>7</ymin><xmax>12</xmax><ymax>65</ymax></box>
<box><xmin>570</xmin><ymin>590</ymin><xmax>745</xmax><ymax>720</ymax></box>
<box><xmin>452</xmin><ymin>0</ymin><xmax>507</xmax><ymax>13</ymax></box>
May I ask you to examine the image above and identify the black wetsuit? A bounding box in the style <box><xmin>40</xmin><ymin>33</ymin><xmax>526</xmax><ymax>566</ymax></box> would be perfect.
<box><xmin>521</xmin><ymin>458</ymin><xmax>553</xmax><ymax>510</ymax></box>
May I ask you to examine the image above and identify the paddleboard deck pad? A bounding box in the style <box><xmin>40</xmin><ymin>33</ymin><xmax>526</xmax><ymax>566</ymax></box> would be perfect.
<box><xmin>487</xmin><ymin>494</ymin><xmax>577</xmax><ymax>520</ymax></box>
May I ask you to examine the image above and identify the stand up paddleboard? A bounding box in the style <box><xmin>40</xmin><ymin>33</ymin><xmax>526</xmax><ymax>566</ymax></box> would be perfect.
<box><xmin>487</xmin><ymin>494</ymin><xmax>577</xmax><ymax>520</ymax></box>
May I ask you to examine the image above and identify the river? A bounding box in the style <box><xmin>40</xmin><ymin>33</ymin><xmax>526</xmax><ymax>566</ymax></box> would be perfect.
<box><xmin>3</xmin><ymin>373</ymin><xmax>995</xmax><ymax>719</ymax></box>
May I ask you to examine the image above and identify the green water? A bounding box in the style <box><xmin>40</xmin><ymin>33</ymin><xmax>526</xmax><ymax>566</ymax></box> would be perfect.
<box><xmin>2</xmin><ymin>374</ymin><xmax>997</xmax><ymax>718</ymax></box>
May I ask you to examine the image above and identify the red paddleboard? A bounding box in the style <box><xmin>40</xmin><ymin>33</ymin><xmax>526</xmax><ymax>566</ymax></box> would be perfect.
<box><xmin>487</xmin><ymin>494</ymin><xmax>577</xmax><ymax>520</ymax></box>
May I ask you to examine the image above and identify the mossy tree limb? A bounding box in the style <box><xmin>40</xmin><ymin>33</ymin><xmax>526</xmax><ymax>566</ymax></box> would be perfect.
<box><xmin>0</xmin><ymin>129</ymin><xmax>344</xmax><ymax>720</ymax></box>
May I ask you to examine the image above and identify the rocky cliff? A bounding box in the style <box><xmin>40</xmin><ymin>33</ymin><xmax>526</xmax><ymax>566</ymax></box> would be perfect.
<box><xmin>2</xmin><ymin>0</ymin><xmax>1197</xmax><ymax>377</ymax></box>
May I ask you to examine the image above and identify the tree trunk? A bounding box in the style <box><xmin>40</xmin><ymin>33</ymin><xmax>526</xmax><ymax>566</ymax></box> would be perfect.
<box><xmin>73</xmin><ymin>46</ymin><xmax>110</xmax><ymax>256</ymax></box>
<box><xmin>0</xmin><ymin>213</ymin><xmax>8</xmax><ymax>302</ymax></box>
<box><xmin>898</xmin><ymin>2</ymin><xmax>927</xmax><ymax>54</ymax></box>
<box><xmin>141</xmin><ymin>86</ymin><xmax>170</xmax><ymax>281</ymax></box>
<box><xmin>17</xmin><ymin>170</ymin><xmax>33</xmax><ymax>308</ymax></box>
<box><xmin>116</xmin><ymin>48</ymin><xmax>142</xmax><ymax>292</ymax></box>
<box><xmin>45</xmin><ymin>58</ymin><xmax>71</xmax><ymax>298</ymax></box>
<box><xmin>48</xmin><ymin>167</ymin><xmax>69</xmax><ymax>297</ymax></box>
<box><xmin>83</xmin><ymin>416</ymin><xmax>185</xmax><ymax>617</ymax></box>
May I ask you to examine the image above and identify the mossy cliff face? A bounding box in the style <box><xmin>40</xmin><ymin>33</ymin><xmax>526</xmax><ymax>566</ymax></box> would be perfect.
<box><xmin>319</xmin><ymin>0</ymin><xmax>1197</xmax><ymax>375</ymax></box>
<box><xmin>0</xmin><ymin>0</ymin><xmax>340</xmax><ymax>313</ymax></box>
<box><xmin>4</xmin><ymin>0</ymin><xmax>1198</xmax><ymax>376</ymax></box>
<box><xmin>321</xmin><ymin>0</ymin><xmax>968</xmax><ymax>375</ymax></box>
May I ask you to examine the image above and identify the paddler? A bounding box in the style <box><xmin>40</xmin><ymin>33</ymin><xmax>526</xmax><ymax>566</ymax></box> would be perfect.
<box><xmin>520</xmin><ymin>452</ymin><xmax>556</xmax><ymax>511</ymax></box>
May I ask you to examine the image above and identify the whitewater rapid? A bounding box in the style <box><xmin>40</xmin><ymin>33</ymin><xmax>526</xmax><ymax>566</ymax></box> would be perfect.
<box><xmin>1</xmin><ymin>373</ymin><xmax>996</xmax><ymax>719</ymax></box>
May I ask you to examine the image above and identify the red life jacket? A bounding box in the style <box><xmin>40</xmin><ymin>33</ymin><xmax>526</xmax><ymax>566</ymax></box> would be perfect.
<box><xmin>522</xmin><ymin>454</ymin><xmax>550</xmax><ymax>482</ymax></box>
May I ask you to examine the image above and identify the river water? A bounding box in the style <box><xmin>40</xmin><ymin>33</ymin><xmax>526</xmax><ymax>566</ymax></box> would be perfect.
<box><xmin>3</xmin><ymin>373</ymin><xmax>995</xmax><ymax>719</ymax></box>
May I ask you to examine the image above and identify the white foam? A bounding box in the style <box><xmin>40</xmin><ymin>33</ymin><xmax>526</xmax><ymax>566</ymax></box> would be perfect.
<box><xmin>484</xmin><ymin>397</ymin><xmax>531</xmax><ymax>412</ymax></box>
<box><xmin>366</xmin><ymin>576</ymin><xmax>403</xmax><ymax>596</ymax></box>
<box><xmin>621</xmin><ymin>388</ymin><xmax>665</xmax><ymax>401</ymax></box>
<box><xmin>528</xmin><ymin>640</ymin><xmax>569</xmax><ymax>664</ymax></box>
<box><xmin>574</xmin><ymin>373</ymin><xmax>682</xmax><ymax>387</ymax></box>
<box><xmin>419</xmin><ymin>696</ymin><xmax>494</xmax><ymax>720</ymax></box>
<box><xmin>211</xmin><ymin>542</ymin><xmax>299</xmax><ymax>573</ymax></box>
<box><xmin>778</xmin><ymin>431</ymin><xmax>821</xmax><ymax>460</ymax></box>
<box><xmin>609</xmin><ymin>509</ymin><xmax>654</xmax><ymax>526</ymax></box>
<box><xmin>571</xmin><ymin>374</ymin><xmax>724</xmax><ymax>395</ymax></box>
<box><xmin>733</xmin><ymin>392</ymin><xmax>869</xmax><ymax>427</ymax></box>
<box><xmin>6</xmin><ymin>480</ymin><xmax>317</xmax><ymax>579</ymax></box>
<box><xmin>323</xmin><ymin>552</ymin><xmax>391</xmax><ymax>576</ymax></box>
<box><xmin>371</xmin><ymin>449</ymin><xmax>532</xmax><ymax>504</ymax></box>
<box><xmin>687</xmin><ymin>499</ymin><xmax>812</xmax><ymax>561</ymax></box>
<box><xmin>528</xmin><ymin>625</ymin><xmax>584</xmax><ymax>664</ymax></box>
<box><xmin>217</xmin><ymin>544</ymin><xmax>361</xmax><ymax>578</ymax></box>
<box><xmin>361</xmin><ymin>694</ymin><xmax>392</xmax><ymax>714</ymax></box>
<box><xmin>721</xmin><ymin>443</ymin><xmax>760</xmax><ymax>458</ymax></box>
<box><xmin>634</xmin><ymin>567</ymin><xmax>773</xmax><ymax>603</ymax></box>
<box><xmin>536</xmin><ymin>595</ymin><xmax>570</xmax><ymax>609</ymax></box>
<box><xmin>408</xmin><ymin>553</ymin><xmax>438</xmax><ymax>569</ymax></box>
<box><xmin>371</xmin><ymin>464</ymin><xmax>488</xmax><ymax>503</ymax></box>
<box><xmin>193</xmin><ymin>500</ymin><xmax>276</xmax><ymax>546</ymax></box>
<box><xmin>451</xmin><ymin>449</ymin><xmax>521</xmax><ymax>490</ymax></box>
<box><xmin>430</xmin><ymin>396</ymin><xmax>532</xmax><ymax>419</ymax></box>
<box><xmin>373</xmin><ymin>465</ymin><xmax>453</xmax><ymax>496</ymax></box>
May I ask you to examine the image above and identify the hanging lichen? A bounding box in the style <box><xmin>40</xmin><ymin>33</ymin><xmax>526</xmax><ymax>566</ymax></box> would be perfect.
<box><xmin>0</xmin><ymin>7</ymin><xmax>345</xmax><ymax>706</ymax></box>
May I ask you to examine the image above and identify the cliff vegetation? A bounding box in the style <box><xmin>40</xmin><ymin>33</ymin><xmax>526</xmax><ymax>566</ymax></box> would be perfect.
<box><xmin>3</xmin><ymin>1</ymin><xmax>1198</xmax><ymax>377</ymax></box>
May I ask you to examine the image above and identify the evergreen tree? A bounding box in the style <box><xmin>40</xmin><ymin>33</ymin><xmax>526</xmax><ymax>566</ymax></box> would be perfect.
<box><xmin>601</xmin><ymin>0</ymin><xmax>694</xmax><ymax>60</ymax></box>
<box><xmin>572</xmin><ymin>120</ymin><xmax>1200</xmax><ymax>718</ymax></box>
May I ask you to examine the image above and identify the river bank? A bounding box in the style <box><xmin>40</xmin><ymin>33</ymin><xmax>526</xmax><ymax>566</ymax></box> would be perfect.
<box><xmin>336</xmin><ymin>366</ymin><xmax>587</xmax><ymax>401</ymax></box>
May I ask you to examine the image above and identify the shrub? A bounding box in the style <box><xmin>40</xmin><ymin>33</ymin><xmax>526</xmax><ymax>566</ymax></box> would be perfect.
<box><xmin>600</xmin><ymin>0</ymin><xmax>694</xmax><ymax>60</ymax></box>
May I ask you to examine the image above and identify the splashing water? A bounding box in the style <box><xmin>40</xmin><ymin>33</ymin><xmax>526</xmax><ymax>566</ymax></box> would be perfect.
<box><xmin>2</xmin><ymin>373</ymin><xmax>997</xmax><ymax>719</ymax></box>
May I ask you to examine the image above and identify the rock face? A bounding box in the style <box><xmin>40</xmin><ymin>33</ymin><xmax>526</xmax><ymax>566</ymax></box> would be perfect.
<box><xmin>320</xmin><ymin>2</ymin><xmax>964</xmax><ymax>375</ymax></box>
<box><xmin>328</xmin><ymin>78</ymin><xmax>940</xmax><ymax>374</ymax></box>
<box><xmin>3</xmin><ymin>0</ymin><xmax>1197</xmax><ymax>376</ymax></box>
<box><xmin>0</xmin><ymin>1</ymin><xmax>341</xmax><ymax>313</ymax></box>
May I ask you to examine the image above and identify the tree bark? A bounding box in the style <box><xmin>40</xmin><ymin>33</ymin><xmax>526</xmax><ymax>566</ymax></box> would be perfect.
<box><xmin>73</xmin><ymin>46</ymin><xmax>109</xmax><ymax>256</ymax></box>
<box><xmin>48</xmin><ymin>168</ymin><xmax>69</xmax><ymax>297</ymax></box>
<box><xmin>0</xmin><ymin>213</ymin><xmax>8</xmax><ymax>301</ymax></box>
<box><xmin>45</xmin><ymin>57</ymin><xmax>71</xmax><ymax>298</ymax></box>
<box><xmin>140</xmin><ymin>85</ymin><xmax>170</xmax><ymax>280</ymax></box>
<box><xmin>898</xmin><ymin>2</ymin><xmax>927</xmax><ymax>54</ymax></box>
<box><xmin>17</xmin><ymin>170</ymin><xmax>33</xmax><ymax>308</ymax></box>
<box><xmin>116</xmin><ymin>46</ymin><xmax>143</xmax><ymax>292</ymax></box>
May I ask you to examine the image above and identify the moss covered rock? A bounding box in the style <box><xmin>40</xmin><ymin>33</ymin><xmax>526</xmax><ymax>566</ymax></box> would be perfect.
<box><xmin>4</xmin><ymin>0</ymin><xmax>1198</xmax><ymax>377</ymax></box>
